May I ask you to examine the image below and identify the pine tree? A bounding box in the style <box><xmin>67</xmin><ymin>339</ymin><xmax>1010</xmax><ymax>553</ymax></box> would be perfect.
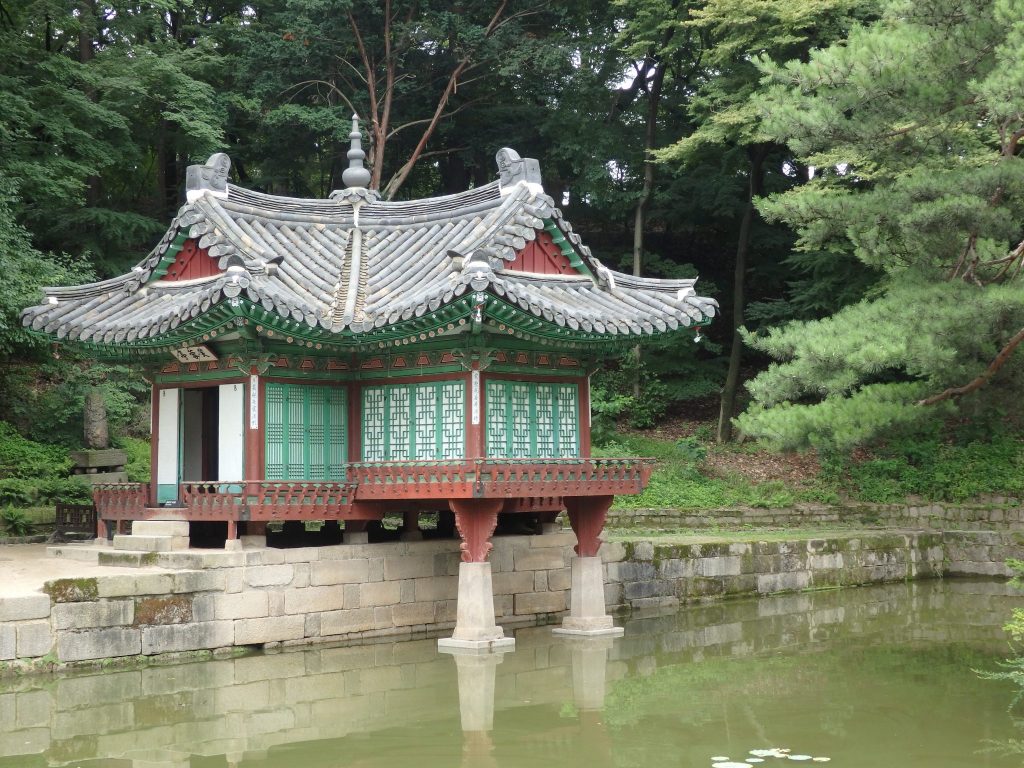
<box><xmin>736</xmin><ymin>0</ymin><xmax>1024</xmax><ymax>449</ymax></box>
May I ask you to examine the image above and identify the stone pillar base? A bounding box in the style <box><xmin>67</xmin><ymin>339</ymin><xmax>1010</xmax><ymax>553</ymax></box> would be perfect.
<box><xmin>438</xmin><ymin>645</ymin><xmax>512</xmax><ymax>731</ymax></box>
<box><xmin>540</xmin><ymin>521</ymin><xmax>562</xmax><ymax>535</ymax></box>
<box><xmin>239</xmin><ymin>535</ymin><xmax>266</xmax><ymax>549</ymax></box>
<box><xmin>344</xmin><ymin>531</ymin><xmax>369</xmax><ymax>545</ymax></box>
<box><xmin>552</xmin><ymin>555</ymin><xmax>624</xmax><ymax>637</ymax></box>
<box><xmin>438</xmin><ymin>562</ymin><xmax>515</xmax><ymax>651</ymax></box>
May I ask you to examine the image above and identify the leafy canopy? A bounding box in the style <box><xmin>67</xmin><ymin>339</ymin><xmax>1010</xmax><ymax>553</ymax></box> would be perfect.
<box><xmin>737</xmin><ymin>0</ymin><xmax>1024</xmax><ymax>449</ymax></box>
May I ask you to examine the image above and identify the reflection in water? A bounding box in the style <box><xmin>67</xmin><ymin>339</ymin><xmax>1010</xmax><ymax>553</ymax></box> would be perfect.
<box><xmin>0</xmin><ymin>580</ymin><xmax>1020</xmax><ymax>767</ymax></box>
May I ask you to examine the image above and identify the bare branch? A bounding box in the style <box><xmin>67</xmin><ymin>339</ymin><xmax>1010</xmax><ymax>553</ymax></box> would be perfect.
<box><xmin>281</xmin><ymin>80</ymin><xmax>356</xmax><ymax>115</ymax></box>
<box><xmin>382</xmin><ymin>0</ymin><xmax>510</xmax><ymax>199</ymax></box>
<box><xmin>386</xmin><ymin>100</ymin><xmax>480</xmax><ymax>140</ymax></box>
<box><xmin>918</xmin><ymin>325</ymin><xmax>1024</xmax><ymax>406</ymax></box>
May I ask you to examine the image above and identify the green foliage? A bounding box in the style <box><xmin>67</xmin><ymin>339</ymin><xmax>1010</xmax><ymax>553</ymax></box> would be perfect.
<box><xmin>0</xmin><ymin>360</ymin><xmax>148</xmax><ymax>445</ymax></box>
<box><xmin>597</xmin><ymin>433</ymin><xmax>812</xmax><ymax>510</ymax></box>
<box><xmin>0</xmin><ymin>506</ymin><xmax>32</xmax><ymax>537</ymax></box>
<box><xmin>0</xmin><ymin>421</ymin><xmax>71</xmax><ymax>479</ymax></box>
<box><xmin>0</xmin><ymin>420</ymin><xmax>92</xmax><ymax>507</ymax></box>
<box><xmin>738</xmin><ymin>0</ymin><xmax>1024</xmax><ymax>449</ymax></box>
<box><xmin>820</xmin><ymin>429</ymin><xmax>1024</xmax><ymax>503</ymax></box>
<box><xmin>115</xmin><ymin>436</ymin><xmax>151</xmax><ymax>483</ymax></box>
<box><xmin>0</xmin><ymin>178</ymin><xmax>94</xmax><ymax>361</ymax></box>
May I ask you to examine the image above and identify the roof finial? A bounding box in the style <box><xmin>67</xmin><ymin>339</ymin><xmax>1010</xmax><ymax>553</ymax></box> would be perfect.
<box><xmin>342</xmin><ymin>114</ymin><xmax>372</xmax><ymax>189</ymax></box>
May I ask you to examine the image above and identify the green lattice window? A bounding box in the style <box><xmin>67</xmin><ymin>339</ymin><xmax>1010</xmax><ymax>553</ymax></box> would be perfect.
<box><xmin>265</xmin><ymin>383</ymin><xmax>347</xmax><ymax>480</ymax></box>
<box><xmin>362</xmin><ymin>381</ymin><xmax>465</xmax><ymax>461</ymax></box>
<box><xmin>486</xmin><ymin>381</ymin><xmax>579</xmax><ymax>458</ymax></box>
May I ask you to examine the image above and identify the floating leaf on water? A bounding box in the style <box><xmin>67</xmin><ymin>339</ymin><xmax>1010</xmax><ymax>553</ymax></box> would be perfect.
<box><xmin>787</xmin><ymin>756</ymin><xmax>812</xmax><ymax>761</ymax></box>
<box><xmin>712</xmin><ymin>762</ymin><xmax>752</xmax><ymax>768</ymax></box>
<box><xmin>711</xmin><ymin>757</ymin><xmax>730</xmax><ymax>762</ymax></box>
<box><xmin>812</xmin><ymin>759</ymin><xmax>830</xmax><ymax>763</ymax></box>
<box><xmin>747</xmin><ymin>759</ymin><xmax>765</xmax><ymax>764</ymax></box>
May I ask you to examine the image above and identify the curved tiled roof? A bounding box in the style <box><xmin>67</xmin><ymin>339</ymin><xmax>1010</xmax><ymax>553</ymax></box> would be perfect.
<box><xmin>22</xmin><ymin>150</ymin><xmax>717</xmax><ymax>351</ymax></box>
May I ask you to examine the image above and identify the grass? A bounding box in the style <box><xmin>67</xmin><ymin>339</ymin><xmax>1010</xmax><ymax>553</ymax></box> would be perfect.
<box><xmin>595</xmin><ymin>433</ymin><xmax>832</xmax><ymax>510</ymax></box>
<box><xmin>605</xmin><ymin>527</ymin><xmax>882</xmax><ymax>544</ymax></box>
<box><xmin>597</xmin><ymin>421</ymin><xmax>1024</xmax><ymax>510</ymax></box>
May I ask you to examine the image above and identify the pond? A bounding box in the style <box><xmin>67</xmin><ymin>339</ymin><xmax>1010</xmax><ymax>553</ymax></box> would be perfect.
<box><xmin>1</xmin><ymin>579</ymin><xmax>1021</xmax><ymax>767</ymax></box>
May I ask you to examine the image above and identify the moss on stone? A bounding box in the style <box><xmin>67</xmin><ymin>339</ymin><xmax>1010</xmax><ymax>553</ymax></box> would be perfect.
<box><xmin>43</xmin><ymin>577</ymin><xmax>99</xmax><ymax>603</ymax></box>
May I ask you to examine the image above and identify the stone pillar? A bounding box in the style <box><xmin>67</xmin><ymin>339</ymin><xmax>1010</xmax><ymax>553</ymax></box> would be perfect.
<box><xmin>240</xmin><ymin>520</ymin><xmax>267</xmax><ymax>549</ymax></box>
<box><xmin>442</xmin><ymin>645</ymin><xmax>511</xmax><ymax>730</ymax></box>
<box><xmin>344</xmin><ymin>519</ymin><xmax>369</xmax><ymax>545</ymax></box>
<box><xmin>555</xmin><ymin>495</ymin><xmax>622</xmax><ymax>637</ymax></box>
<box><xmin>438</xmin><ymin>499</ymin><xmax>514</xmax><ymax>651</ymax></box>
<box><xmin>400</xmin><ymin>510</ymin><xmax>423</xmax><ymax>541</ymax></box>
<box><xmin>567</xmin><ymin>636</ymin><xmax>613</xmax><ymax>711</ymax></box>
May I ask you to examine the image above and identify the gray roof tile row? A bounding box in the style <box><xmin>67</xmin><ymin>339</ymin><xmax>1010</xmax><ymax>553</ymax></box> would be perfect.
<box><xmin>22</xmin><ymin>150</ymin><xmax>717</xmax><ymax>348</ymax></box>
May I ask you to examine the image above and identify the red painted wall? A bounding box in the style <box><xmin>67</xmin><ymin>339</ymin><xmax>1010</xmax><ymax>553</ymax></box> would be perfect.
<box><xmin>164</xmin><ymin>239</ymin><xmax>222</xmax><ymax>281</ymax></box>
<box><xmin>507</xmin><ymin>230</ymin><xmax>576</xmax><ymax>275</ymax></box>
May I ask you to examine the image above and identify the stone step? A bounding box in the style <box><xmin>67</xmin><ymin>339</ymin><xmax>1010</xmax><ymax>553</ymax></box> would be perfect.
<box><xmin>132</xmin><ymin>520</ymin><xmax>190</xmax><ymax>538</ymax></box>
<box><xmin>113</xmin><ymin>534</ymin><xmax>189</xmax><ymax>552</ymax></box>
<box><xmin>47</xmin><ymin>544</ymin><xmax>103</xmax><ymax>564</ymax></box>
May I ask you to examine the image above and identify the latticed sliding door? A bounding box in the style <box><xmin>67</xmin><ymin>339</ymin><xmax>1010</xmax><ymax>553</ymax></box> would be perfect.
<box><xmin>264</xmin><ymin>383</ymin><xmax>347</xmax><ymax>480</ymax></box>
<box><xmin>361</xmin><ymin>381</ymin><xmax>465</xmax><ymax>460</ymax></box>
<box><xmin>485</xmin><ymin>381</ymin><xmax>580</xmax><ymax>458</ymax></box>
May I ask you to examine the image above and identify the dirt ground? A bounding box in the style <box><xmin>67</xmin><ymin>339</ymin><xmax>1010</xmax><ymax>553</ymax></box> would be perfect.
<box><xmin>0</xmin><ymin>544</ymin><xmax>163</xmax><ymax>598</ymax></box>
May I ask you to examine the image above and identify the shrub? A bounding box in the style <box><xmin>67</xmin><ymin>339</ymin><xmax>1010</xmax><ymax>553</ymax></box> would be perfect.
<box><xmin>1</xmin><ymin>506</ymin><xmax>32</xmax><ymax>537</ymax></box>
<box><xmin>0</xmin><ymin>421</ymin><xmax>71</xmax><ymax>479</ymax></box>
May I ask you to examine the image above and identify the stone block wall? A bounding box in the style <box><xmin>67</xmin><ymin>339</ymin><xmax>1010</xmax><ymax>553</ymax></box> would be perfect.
<box><xmin>600</xmin><ymin>532</ymin><xmax>955</xmax><ymax>613</ymax></box>
<box><xmin>1</xmin><ymin>533</ymin><xmax>577</xmax><ymax>669</ymax></box>
<box><xmin>2</xmin><ymin>528</ymin><xmax>1022</xmax><ymax>670</ymax></box>
<box><xmin>608</xmin><ymin>502</ymin><xmax>1024</xmax><ymax>531</ymax></box>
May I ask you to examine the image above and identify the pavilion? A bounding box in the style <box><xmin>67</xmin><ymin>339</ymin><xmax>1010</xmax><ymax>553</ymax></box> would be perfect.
<box><xmin>22</xmin><ymin>118</ymin><xmax>716</xmax><ymax>647</ymax></box>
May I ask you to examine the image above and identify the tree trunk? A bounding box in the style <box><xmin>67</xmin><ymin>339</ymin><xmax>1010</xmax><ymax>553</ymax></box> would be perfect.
<box><xmin>717</xmin><ymin>146</ymin><xmax>767</xmax><ymax>443</ymax></box>
<box><xmin>632</xmin><ymin>61</ymin><xmax>666</xmax><ymax>397</ymax></box>
<box><xmin>78</xmin><ymin>0</ymin><xmax>101</xmax><ymax>208</ymax></box>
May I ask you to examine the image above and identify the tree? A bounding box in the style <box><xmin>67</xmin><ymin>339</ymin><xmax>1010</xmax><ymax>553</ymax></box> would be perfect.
<box><xmin>735</xmin><ymin>0</ymin><xmax>1024</xmax><ymax>450</ymax></box>
<box><xmin>657</xmin><ymin>0</ymin><xmax>878</xmax><ymax>442</ymax></box>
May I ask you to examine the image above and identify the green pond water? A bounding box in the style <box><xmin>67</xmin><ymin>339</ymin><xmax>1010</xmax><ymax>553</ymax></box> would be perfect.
<box><xmin>2</xmin><ymin>579</ymin><xmax>1023</xmax><ymax>767</ymax></box>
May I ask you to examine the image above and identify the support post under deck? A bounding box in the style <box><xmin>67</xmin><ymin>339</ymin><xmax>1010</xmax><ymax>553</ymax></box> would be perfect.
<box><xmin>554</xmin><ymin>495</ymin><xmax>623</xmax><ymax>637</ymax></box>
<box><xmin>438</xmin><ymin>499</ymin><xmax>514</xmax><ymax>651</ymax></box>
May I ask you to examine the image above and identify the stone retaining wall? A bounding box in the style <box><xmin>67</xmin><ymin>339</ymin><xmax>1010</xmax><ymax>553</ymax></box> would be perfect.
<box><xmin>609</xmin><ymin>502</ymin><xmax>1024</xmax><ymax>531</ymax></box>
<box><xmin>601</xmin><ymin>530</ymin><xmax>1020</xmax><ymax>613</ymax></box>
<box><xmin>1</xmin><ymin>529</ymin><xmax>1021</xmax><ymax>671</ymax></box>
<box><xmin>1</xmin><ymin>533</ymin><xmax>576</xmax><ymax>670</ymax></box>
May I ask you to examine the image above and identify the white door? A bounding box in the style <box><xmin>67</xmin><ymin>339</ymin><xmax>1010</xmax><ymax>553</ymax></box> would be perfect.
<box><xmin>156</xmin><ymin>388</ymin><xmax>180</xmax><ymax>503</ymax></box>
<box><xmin>218</xmin><ymin>383</ymin><xmax>245</xmax><ymax>481</ymax></box>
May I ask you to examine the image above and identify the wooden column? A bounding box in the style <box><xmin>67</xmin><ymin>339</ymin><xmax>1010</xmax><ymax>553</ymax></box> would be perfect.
<box><xmin>244</xmin><ymin>371</ymin><xmax>264</xmax><ymax>524</ymax></box>
<box><xmin>578</xmin><ymin>374</ymin><xmax>592</xmax><ymax>458</ymax></box>
<box><xmin>564</xmin><ymin>494</ymin><xmax>613</xmax><ymax>557</ymax></box>
<box><xmin>451</xmin><ymin>498</ymin><xmax>502</xmax><ymax>562</ymax></box>
<box><xmin>465</xmin><ymin>364</ymin><xmax>484</xmax><ymax>459</ymax></box>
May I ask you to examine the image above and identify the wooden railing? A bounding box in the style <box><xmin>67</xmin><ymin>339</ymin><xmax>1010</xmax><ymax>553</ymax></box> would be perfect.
<box><xmin>349</xmin><ymin>457</ymin><xmax>655</xmax><ymax>499</ymax></box>
<box><xmin>93</xmin><ymin>482</ymin><xmax>150</xmax><ymax>517</ymax></box>
<box><xmin>180</xmin><ymin>480</ymin><xmax>357</xmax><ymax>520</ymax></box>
<box><xmin>54</xmin><ymin>502</ymin><xmax>98</xmax><ymax>539</ymax></box>
<box><xmin>92</xmin><ymin>458</ymin><xmax>654</xmax><ymax>518</ymax></box>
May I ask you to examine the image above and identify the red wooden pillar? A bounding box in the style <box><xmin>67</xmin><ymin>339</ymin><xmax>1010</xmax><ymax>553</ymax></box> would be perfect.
<box><xmin>451</xmin><ymin>498</ymin><xmax>502</xmax><ymax>562</ymax></box>
<box><xmin>243</xmin><ymin>372</ymin><xmax>268</xmax><ymax>539</ymax></box>
<box><xmin>466</xmin><ymin>364</ymin><xmax>484</xmax><ymax>459</ymax></box>
<box><xmin>347</xmin><ymin>380</ymin><xmax>362</xmax><ymax>462</ymax></box>
<box><xmin>564</xmin><ymin>495</ymin><xmax>614</xmax><ymax>557</ymax></box>
<box><xmin>578</xmin><ymin>374</ymin><xmax>592</xmax><ymax>458</ymax></box>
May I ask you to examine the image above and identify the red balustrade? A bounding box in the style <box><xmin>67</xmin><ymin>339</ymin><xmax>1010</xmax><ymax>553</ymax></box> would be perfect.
<box><xmin>89</xmin><ymin>458</ymin><xmax>654</xmax><ymax>523</ymax></box>
<box><xmin>93</xmin><ymin>482</ymin><xmax>150</xmax><ymax>518</ymax></box>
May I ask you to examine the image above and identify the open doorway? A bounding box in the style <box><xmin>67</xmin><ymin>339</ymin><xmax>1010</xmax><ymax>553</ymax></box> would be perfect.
<box><xmin>181</xmin><ymin>387</ymin><xmax>219</xmax><ymax>482</ymax></box>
